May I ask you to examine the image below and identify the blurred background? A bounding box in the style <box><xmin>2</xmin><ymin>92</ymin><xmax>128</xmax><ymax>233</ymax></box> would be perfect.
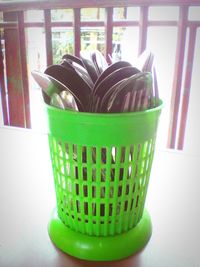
<box><xmin>0</xmin><ymin>1</ymin><xmax>200</xmax><ymax>154</ymax></box>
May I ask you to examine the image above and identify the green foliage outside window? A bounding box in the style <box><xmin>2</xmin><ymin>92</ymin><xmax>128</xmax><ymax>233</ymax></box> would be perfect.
<box><xmin>52</xmin><ymin>30</ymin><xmax>74</xmax><ymax>64</ymax></box>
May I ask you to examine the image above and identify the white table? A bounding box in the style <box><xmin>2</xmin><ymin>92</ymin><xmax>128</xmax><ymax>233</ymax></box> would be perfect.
<box><xmin>0</xmin><ymin>126</ymin><xmax>199</xmax><ymax>267</ymax></box>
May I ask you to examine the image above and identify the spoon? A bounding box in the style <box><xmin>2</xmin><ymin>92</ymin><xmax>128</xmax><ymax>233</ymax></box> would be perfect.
<box><xmin>93</xmin><ymin>61</ymin><xmax>132</xmax><ymax>92</ymax></box>
<box><xmin>91</xmin><ymin>50</ymin><xmax>108</xmax><ymax>75</ymax></box>
<box><xmin>61</xmin><ymin>58</ymin><xmax>94</xmax><ymax>89</ymax></box>
<box><xmin>152</xmin><ymin>66</ymin><xmax>159</xmax><ymax>107</ymax></box>
<box><xmin>31</xmin><ymin>70</ymin><xmax>82</xmax><ymax>111</ymax></box>
<box><xmin>98</xmin><ymin>78</ymin><xmax>127</xmax><ymax>113</ymax></box>
<box><xmin>94</xmin><ymin>50</ymin><xmax>108</xmax><ymax>71</ymax></box>
<box><xmin>32</xmin><ymin>70</ymin><xmax>60</xmax><ymax>99</ymax></box>
<box><xmin>50</xmin><ymin>93</ymin><xmax>65</xmax><ymax>109</ymax></box>
<box><xmin>60</xmin><ymin>90</ymin><xmax>79</xmax><ymax>111</ymax></box>
<box><xmin>44</xmin><ymin>64</ymin><xmax>91</xmax><ymax>111</ymax></box>
<box><xmin>91</xmin><ymin>51</ymin><xmax>101</xmax><ymax>76</ymax></box>
<box><xmin>107</xmin><ymin>72</ymin><xmax>151</xmax><ymax>113</ymax></box>
<box><xmin>62</xmin><ymin>54</ymin><xmax>84</xmax><ymax>67</ymax></box>
<box><xmin>91</xmin><ymin>66</ymin><xmax>140</xmax><ymax>112</ymax></box>
<box><xmin>136</xmin><ymin>50</ymin><xmax>154</xmax><ymax>72</ymax></box>
<box><xmin>80</xmin><ymin>51</ymin><xmax>99</xmax><ymax>83</ymax></box>
<box><xmin>50</xmin><ymin>91</ymin><xmax>79</xmax><ymax>111</ymax></box>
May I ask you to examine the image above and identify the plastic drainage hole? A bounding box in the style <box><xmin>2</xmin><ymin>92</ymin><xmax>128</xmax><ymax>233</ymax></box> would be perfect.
<box><xmin>100</xmin><ymin>187</ymin><xmax>106</xmax><ymax>198</ymax></box>
<box><xmin>92</xmin><ymin>186</ymin><xmax>96</xmax><ymax>197</ymax></box>
<box><xmin>109</xmin><ymin>187</ymin><xmax>114</xmax><ymax>197</ymax></box>
<box><xmin>82</xmin><ymin>167</ymin><xmax>87</xmax><ymax>180</ymax></box>
<box><xmin>130</xmin><ymin>199</ymin><xmax>134</xmax><ymax>210</ymax></box>
<box><xmin>116</xmin><ymin>203</ymin><xmax>121</xmax><ymax>215</ymax></box>
<box><xmin>101</xmin><ymin>169</ymin><xmax>106</xmax><ymax>181</ymax></box>
<box><xmin>111</xmin><ymin>147</ymin><xmax>117</xmax><ymax>162</ymax></box>
<box><xmin>101</xmin><ymin>148</ymin><xmax>107</xmax><ymax>163</ymax></box>
<box><xmin>132</xmin><ymin>183</ymin><xmax>136</xmax><ymax>193</ymax></box>
<box><xmin>82</xmin><ymin>146</ymin><xmax>87</xmax><ymax>163</ymax></box>
<box><xmin>109</xmin><ymin>203</ymin><xmax>113</xmax><ymax>216</ymax></box>
<box><xmin>126</xmin><ymin>185</ymin><xmax>130</xmax><ymax>194</ymax></box>
<box><xmin>84</xmin><ymin>202</ymin><xmax>88</xmax><ymax>215</ymax></box>
<box><xmin>100</xmin><ymin>203</ymin><xmax>105</xmax><ymax>216</ymax></box>
<box><xmin>136</xmin><ymin>195</ymin><xmax>139</xmax><ymax>207</ymax></box>
<box><xmin>92</xmin><ymin>168</ymin><xmax>96</xmax><ymax>181</ymax></box>
<box><xmin>124</xmin><ymin>200</ymin><xmax>128</xmax><ymax>211</ymax></box>
<box><xmin>92</xmin><ymin>203</ymin><xmax>96</xmax><ymax>216</ymax></box>
<box><xmin>75</xmin><ymin>184</ymin><xmax>79</xmax><ymax>195</ymax></box>
<box><xmin>83</xmin><ymin>185</ymin><xmax>88</xmax><ymax>197</ymax></box>
<box><xmin>119</xmin><ymin>168</ymin><xmax>124</xmax><ymax>180</ymax></box>
<box><xmin>76</xmin><ymin>200</ymin><xmax>81</xmax><ymax>213</ymax></box>
<box><xmin>111</xmin><ymin>146</ymin><xmax>126</xmax><ymax>164</ymax></box>
<box><xmin>128</xmin><ymin>166</ymin><xmax>135</xmax><ymax>179</ymax></box>
<box><xmin>74</xmin><ymin>166</ymin><xmax>78</xmax><ymax>179</ymax></box>
<box><xmin>118</xmin><ymin>186</ymin><xmax>122</xmax><ymax>197</ymax></box>
<box><xmin>130</xmin><ymin>196</ymin><xmax>140</xmax><ymax>210</ymax></box>
<box><xmin>72</xmin><ymin>144</ymin><xmax>77</xmax><ymax>160</ymax></box>
<box><xmin>91</xmin><ymin>147</ymin><xmax>96</xmax><ymax>163</ymax></box>
<box><xmin>109</xmin><ymin>202</ymin><xmax>121</xmax><ymax>216</ymax></box>
<box><xmin>120</xmin><ymin>147</ymin><xmax>126</xmax><ymax>163</ymax></box>
<box><xmin>111</xmin><ymin>169</ymin><xmax>115</xmax><ymax>181</ymax></box>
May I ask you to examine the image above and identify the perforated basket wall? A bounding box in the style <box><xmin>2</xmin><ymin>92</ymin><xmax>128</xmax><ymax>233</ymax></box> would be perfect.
<box><xmin>47</xmin><ymin>102</ymin><xmax>162</xmax><ymax>237</ymax></box>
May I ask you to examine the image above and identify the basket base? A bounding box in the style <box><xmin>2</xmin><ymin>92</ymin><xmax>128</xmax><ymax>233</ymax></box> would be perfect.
<box><xmin>48</xmin><ymin>209</ymin><xmax>152</xmax><ymax>261</ymax></box>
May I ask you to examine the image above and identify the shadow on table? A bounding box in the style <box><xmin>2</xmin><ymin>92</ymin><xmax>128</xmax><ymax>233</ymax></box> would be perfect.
<box><xmin>54</xmin><ymin>246</ymin><xmax>142</xmax><ymax>267</ymax></box>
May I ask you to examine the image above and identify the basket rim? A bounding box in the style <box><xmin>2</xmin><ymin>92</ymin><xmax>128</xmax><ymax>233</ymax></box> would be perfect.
<box><xmin>46</xmin><ymin>99</ymin><xmax>163</xmax><ymax>119</ymax></box>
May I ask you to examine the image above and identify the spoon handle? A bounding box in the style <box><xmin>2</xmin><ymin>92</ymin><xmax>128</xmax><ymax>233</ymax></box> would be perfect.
<box><xmin>153</xmin><ymin>66</ymin><xmax>159</xmax><ymax>107</ymax></box>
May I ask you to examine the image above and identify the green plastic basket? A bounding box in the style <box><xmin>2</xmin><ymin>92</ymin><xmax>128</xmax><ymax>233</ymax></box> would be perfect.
<box><xmin>47</xmin><ymin>100</ymin><xmax>162</xmax><ymax>261</ymax></box>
